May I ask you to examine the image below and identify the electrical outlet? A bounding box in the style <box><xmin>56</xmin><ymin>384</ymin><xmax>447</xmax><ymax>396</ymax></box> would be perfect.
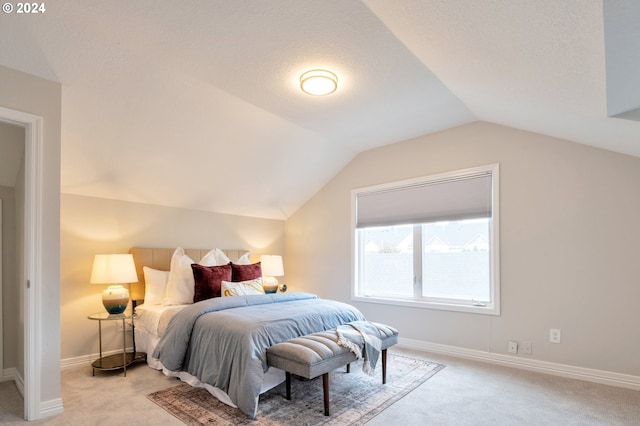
<box><xmin>522</xmin><ymin>341</ymin><xmax>532</xmax><ymax>355</ymax></box>
<box><xmin>550</xmin><ymin>328</ymin><xmax>561</xmax><ymax>343</ymax></box>
<box><xmin>508</xmin><ymin>341</ymin><xmax>518</xmax><ymax>354</ymax></box>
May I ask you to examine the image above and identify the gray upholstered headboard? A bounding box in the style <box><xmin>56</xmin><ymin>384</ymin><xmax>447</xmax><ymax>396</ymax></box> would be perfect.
<box><xmin>129</xmin><ymin>247</ymin><xmax>249</xmax><ymax>300</ymax></box>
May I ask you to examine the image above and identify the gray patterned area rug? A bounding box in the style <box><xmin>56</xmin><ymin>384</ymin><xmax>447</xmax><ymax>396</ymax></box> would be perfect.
<box><xmin>147</xmin><ymin>354</ymin><xmax>444</xmax><ymax>426</ymax></box>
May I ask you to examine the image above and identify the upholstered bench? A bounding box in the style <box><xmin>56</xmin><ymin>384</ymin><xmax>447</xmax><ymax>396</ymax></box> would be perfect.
<box><xmin>266</xmin><ymin>323</ymin><xmax>398</xmax><ymax>416</ymax></box>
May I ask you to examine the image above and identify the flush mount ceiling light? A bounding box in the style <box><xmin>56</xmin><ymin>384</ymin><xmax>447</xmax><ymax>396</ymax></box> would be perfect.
<box><xmin>300</xmin><ymin>69</ymin><xmax>338</xmax><ymax>96</ymax></box>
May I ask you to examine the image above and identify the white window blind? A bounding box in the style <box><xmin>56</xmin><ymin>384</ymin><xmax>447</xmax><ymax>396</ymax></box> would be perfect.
<box><xmin>355</xmin><ymin>172</ymin><xmax>493</xmax><ymax>228</ymax></box>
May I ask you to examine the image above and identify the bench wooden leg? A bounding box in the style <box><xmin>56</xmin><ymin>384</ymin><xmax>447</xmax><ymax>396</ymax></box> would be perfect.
<box><xmin>285</xmin><ymin>372</ymin><xmax>292</xmax><ymax>400</ymax></box>
<box><xmin>322</xmin><ymin>372</ymin><xmax>330</xmax><ymax>416</ymax></box>
<box><xmin>382</xmin><ymin>349</ymin><xmax>387</xmax><ymax>384</ymax></box>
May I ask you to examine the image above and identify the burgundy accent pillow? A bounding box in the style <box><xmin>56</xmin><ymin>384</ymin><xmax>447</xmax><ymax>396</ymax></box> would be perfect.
<box><xmin>191</xmin><ymin>263</ymin><xmax>232</xmax><ymax>302</ymax></box>
<box><xmin>231</xmin><ymin>262</ymin><xmax>262</xmax><ymax>282</ymax></box>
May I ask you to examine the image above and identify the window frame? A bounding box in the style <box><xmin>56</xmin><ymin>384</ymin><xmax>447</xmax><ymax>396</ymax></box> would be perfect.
<box><xmin>351</xmin><ymin>164</ymin><xmax>500</xmax><ymax>316</ymax></box>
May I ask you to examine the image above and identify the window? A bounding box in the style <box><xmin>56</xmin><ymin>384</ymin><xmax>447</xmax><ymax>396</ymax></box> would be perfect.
<box><xmin>352</xmin><ymin>164</ymin><xmax>500</xmax><ymax>315</ymax></box>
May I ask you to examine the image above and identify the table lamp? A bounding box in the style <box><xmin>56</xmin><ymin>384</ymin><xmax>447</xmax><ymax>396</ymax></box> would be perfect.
<box><xmin>260</xmin><ymin>255</ymin><xmax>284</xmax><ymax>293</ymax></box>
<box><xmin>90</xmin><ymin>254</ymin><xmax>138</xmax><ymax>314</ymax></box>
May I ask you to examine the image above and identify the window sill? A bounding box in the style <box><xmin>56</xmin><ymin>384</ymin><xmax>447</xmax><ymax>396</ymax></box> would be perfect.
<box><xmin>351</xmin><ymin>295</ymin><xmax>500</xmax><ymax>316</ymax></box>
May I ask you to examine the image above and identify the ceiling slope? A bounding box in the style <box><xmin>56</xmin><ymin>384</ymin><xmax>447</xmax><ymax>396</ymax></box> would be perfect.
<box><xmin>364</xmin><ymin>0</ymin><xmax>640</xmax><ymax>156</ymax></box>
<box><xmin>0</xmin><ymin>1</ymin><xmax>638</xmax><ymax>219</ymax></box>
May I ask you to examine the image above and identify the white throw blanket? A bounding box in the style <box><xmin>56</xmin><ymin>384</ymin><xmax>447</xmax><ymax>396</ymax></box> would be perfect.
<box><xmin>336</xmin><ymin>321</ymin><xmax>382</xmax><ymax>376</ymax></box>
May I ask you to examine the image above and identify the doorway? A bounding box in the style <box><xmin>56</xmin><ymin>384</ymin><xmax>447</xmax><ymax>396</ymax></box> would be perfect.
<box><xmin>0</xmin><ymin>120</ymin><xmax>26</xmax><ymax>391</ymax></box>
<box><xmin>0</xmin><ymin>106</ymin><xmax>43</xmax><ymax>421</ymax></box>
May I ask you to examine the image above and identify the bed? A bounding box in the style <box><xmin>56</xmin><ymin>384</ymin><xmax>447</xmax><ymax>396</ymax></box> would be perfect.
<box><xmin>130</xmin><ymin>247</ymin><xmax>366</xmax><ymax>419</ymax></box>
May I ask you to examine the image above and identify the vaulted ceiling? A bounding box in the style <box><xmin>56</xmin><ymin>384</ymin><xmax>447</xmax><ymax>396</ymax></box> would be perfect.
<box><xmin>1</xmin><ymin>1</ymin><xmax>638</xmax><ymax>219</ymax></box>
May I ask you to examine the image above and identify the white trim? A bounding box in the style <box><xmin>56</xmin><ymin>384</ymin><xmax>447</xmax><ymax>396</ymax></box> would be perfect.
<box><xmin>0</xmin><ymin>107</ymin><xmax>44</xmax><ymax>420</ymax></box>
<box><xmin>351</xmin><ymin>163</ymin><xmax>500</xmax><ymax>316</ymax></box>
<box><xmin>39</xmin><ymin>398</ymin><xmax>63</xmax><ymax>418</ymax></box>
<box><xmin>1</xmin><ymin>367</ymin><xmax>17</xmax><ymax>382</ymax></box>
<box><xmin>2</xmin><ymin>367</ymin><xmax>24</xmax><ymax>395</ymax></box>
<box><xmin>60</xmin><ymin>340</ymin><xmax>640</xmax><ymax>395</ymax></box>
<box><xmin>60</xmin><ymin>347</ymin><xmax>136</xmax><ymax>370</ymax></box>
<box><xmin>60</xmin><ymin>354</ymin><xmax>95</xmax><ymax>370</ymax></box>
<box><xmin>398</xmin><ymin>337</ymin><xmax>640</xmax><ymax>390</ymax></box>
<box><xmin>351</xmin><ymin>294</ymin><xmax>501</xmax><ymax>315</ymax></box>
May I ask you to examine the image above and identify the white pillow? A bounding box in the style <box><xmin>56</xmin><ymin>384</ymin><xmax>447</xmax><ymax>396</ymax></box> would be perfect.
<box><xmin>236</xmin><ymin>252</ymin><xmax>252</xmax><ymax>265</ymax></box>
<box><xmin>164</xmin><ymin>247</ymin><xmax>196</xmax><ymax>305</ymax></box>
<box><xmin>142</xmin><ymin>266</ymin><xmax>169</xmax><ymax>305</ymax></box>
<box><xmin>221</xmin><ymin>278</ymin><xmax>264</xmax><ymax>297</ymax></box>
<box><xmin>200</xmin><ymin>248</ymin><xmax>231</xmax><ymax>266</ymax></box>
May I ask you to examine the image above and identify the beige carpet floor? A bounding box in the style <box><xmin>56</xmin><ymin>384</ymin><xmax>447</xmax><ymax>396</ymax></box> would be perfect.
<box><xmin>2</xmin><ymin>347</ymin><xmax>640</xmax><ymax>425</ymax></box>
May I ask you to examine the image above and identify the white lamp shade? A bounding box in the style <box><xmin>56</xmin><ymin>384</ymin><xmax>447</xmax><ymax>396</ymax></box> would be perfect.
<box><xmin>90</xmin><ymin>254</ymin><xmax>138</xmax><ymax>284</ymax></box>
<box><xmin>260</xmin><ymin>255</ymin><xmax>284</xmax><ymax>277</ymax></box>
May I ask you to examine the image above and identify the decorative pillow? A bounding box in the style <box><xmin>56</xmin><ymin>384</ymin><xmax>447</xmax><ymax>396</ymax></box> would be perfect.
<box><xmin>221</xmin><ymin>278</ymin><xmax>265</xmax><ymax>297</ymax></box>
<box><xmin>199</xmin><ymin>248</ymin><xmax>231</xmax><ymax>266</ymax></box>
<box><xmin>191</xmin><ymin>263</ymin><xmax>232</xmax><ymax>302</ymax></box>
<box><xmin>142</xmin><ymin>266</ymin><xmax>169</xmax><ymax>305</ymax></box>
<box><xmin>164</xmin><ymin>247</ymin><xmax>196</xmax><ymax>305</ymax></box>
<box><xmin>231</xmin><ymin>262</ymin><xmax>262</xmax><ymax>282</ymax></box>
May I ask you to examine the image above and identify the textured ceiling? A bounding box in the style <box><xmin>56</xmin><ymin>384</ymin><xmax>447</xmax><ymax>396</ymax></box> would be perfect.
<box><xmin>0</xmin><ymin>0</ymin><xmax>638</xmax><ymax>219</ymax></box>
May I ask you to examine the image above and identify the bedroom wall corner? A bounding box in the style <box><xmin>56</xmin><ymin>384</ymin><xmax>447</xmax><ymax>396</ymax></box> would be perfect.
<box><xmin>285</xmin><ymin>121</ymin><xmax>640</xmax><ymax>379</ymax></box>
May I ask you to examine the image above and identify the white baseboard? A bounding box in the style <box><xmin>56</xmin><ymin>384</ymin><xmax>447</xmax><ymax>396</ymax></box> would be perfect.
<box><xmin>40</xmin><ymin>398</ymin><xmax>64</xmax><ymax>417</ymax></box>
<box><xmin>60</xmin><ymin>339</ymin><xmax>640</xmax><ymax>391</ymax></box>
<box><xmin>398</xmin><ymin>337</ymin><xmax>640</xmax><ymax>391</ymax></box>
<box><xmin>2</xmin><ymin>367</ymin><xmax>24</xmax><ymax>396</ymax></box>
<box><xmin>3</xmin><ymin>367</ymin><xmax>62</xmax><ymax>418</ymax></box>
<box><xmin>60</xmin><ymin>347</ymin><xmax>135</xmax><ymax>370</ymax></box>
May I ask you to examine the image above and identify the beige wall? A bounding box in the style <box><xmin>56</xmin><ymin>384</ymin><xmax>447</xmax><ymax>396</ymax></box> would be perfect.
<box><xmin>0</xmin><ymin>121</ymin><xmax>25</xmax><ymax>186</ymax></box>
<box><xmin>286</xmin><ymin>121</ymin><xmax>640</xmax><ymax>376</ymax></box>
<box><xmin>0</xmin><ymin>64</ymin><xmax>62</xmax><ymax>410</ymax></box>
<box><xmin>60</xmin><ymin>194</ymin><xmax>286</xmax><ymax>360</ymax></box>
<box><xmin>0</xmin><ymin>185</ymin><xmax>19</xmax><ymax>372</ymax></box>
<box><xmin>0</xmin><ymin>122</ymin><xmax>24</xmax><ymax>373</ymax></box>
<box><xmin>0</xmin><ymin>186</ymin><xmax>16</xmax><ymax>369</ymax></box>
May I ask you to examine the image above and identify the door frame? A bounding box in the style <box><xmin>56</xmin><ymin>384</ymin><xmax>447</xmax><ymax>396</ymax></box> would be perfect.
<box><xmin>0</xmin><ymin>106</ymin><xmax>43</xmax><ymax>420</ymax></box>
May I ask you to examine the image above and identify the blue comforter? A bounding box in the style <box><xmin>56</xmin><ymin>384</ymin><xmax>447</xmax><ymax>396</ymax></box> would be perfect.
<box><xmin>152</xmin><ymin>292</ymin><xmax>365</xmax><ymax>418</ymax></box>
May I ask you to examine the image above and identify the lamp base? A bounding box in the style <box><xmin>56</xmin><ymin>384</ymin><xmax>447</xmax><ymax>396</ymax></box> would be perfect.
<box><xmin>102</xmin><ymin>285</ymin><xmax>129</xmax><ymax>314</ymax></box>
<box><xmin>263</xmin><ymin>277</ymin><xmax>279</xmax><ymax>294</ymax></box>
